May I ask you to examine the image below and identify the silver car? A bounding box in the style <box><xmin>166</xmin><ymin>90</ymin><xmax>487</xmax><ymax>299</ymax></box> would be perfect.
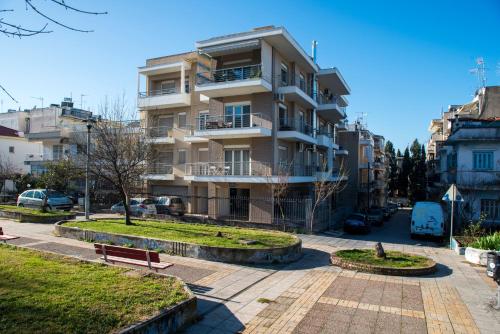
<box><xmin>110</xmin><ymin>198</ymin><xmax>157</xmax><ymax>217</ymax></box>
<box><xmin>17</xmin><ymin>189</ymin><xmax>73</xmax><ymax>211</ymax></box>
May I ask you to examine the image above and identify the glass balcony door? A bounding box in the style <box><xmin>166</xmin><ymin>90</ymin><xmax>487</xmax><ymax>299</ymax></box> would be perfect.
<box><xmin>224</xmin><ymin>104</ymin><xmax>251</xmax><ymax>128</ymax></box>
<box><xmin>157</xmin><ymin>115</ymin><xmax>173</xmax><ymax>137</ymax></box>
<box><xmin>224</xmin><ymin>150</ymin><xmax>250</xmax><ymax>175</ymax></box>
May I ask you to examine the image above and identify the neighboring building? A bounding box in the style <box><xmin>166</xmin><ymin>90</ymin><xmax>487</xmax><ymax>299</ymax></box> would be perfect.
<box><xmin>137</xmin><ymin>26</ymin><xmax>351</xmax><ymax>230</ymax></box>
<box><xmin>21</xmin><ymin>98</ymin><xmax>94</xmax><ymax>175</ymax></box>
<box><xmin>0</xmin><ymin>125</ymin><xmax>42</xmax><ymax>193</ymax></box>
<box><xmin>428</xmin><ymin>86</ymin><xmax>500</xmax><ymax>226</ymax></box>
<box><xmin>337</xmin><ymin>122</ymin><xmax>387</xmax><ymax>211</ymax></box>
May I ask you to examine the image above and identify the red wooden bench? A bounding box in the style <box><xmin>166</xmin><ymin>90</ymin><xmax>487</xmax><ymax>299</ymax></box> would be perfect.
<box><xmin>94</xmin><ymin>244</ymin><xmax>173</xmax><ymax>270</ymax></box>
<box><xmin>0</xmin><ymin>227</ymin><xmax>19</xmax><ymax>243</ymax></box>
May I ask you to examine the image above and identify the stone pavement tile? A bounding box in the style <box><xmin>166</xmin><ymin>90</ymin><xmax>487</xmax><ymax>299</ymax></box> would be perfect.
<box><xmin>342</xmin><ymin>277</ymin><xmax>370</xmax><ymax>302</ymax></box>
<box><xmin>360</xmin><ymin>280</ymin><xmax>385</xmax><ymax>305</ymax></box>
<box><xmin>5</xmin><ymin>237</ymin><xmax>40</xmax><ymax>245</ymax></box>
<box><xmin>320</xmin><ymin>320</ymin><xmax>350</xmax><ymax>334</ymax></box>
<box><xmin>374</xmin><ymin>312</ymin><xmax>401</xmax><ymax>334</ymax></box>
<box><xmin>159</xmin><ymin>263</ymin><xmax>215</xmax><ymax>283</ymax></box>
<box><xmin>347</xmin><ymin>323</ymin><xmax>374</xmax><ymax>334</ymax></box>
<box><xmin>401</xmin><ymin>315</ymin><xmax>427</xmax><ymax>334</ymax></box>
<box><xmin>353</xmin><ymin>308</ymin><xmax>379</xmax><ymax>327</ymax></box>
<box><xmin>401</xmin><ymin>283</ymin><xmax>424</xmax><ymax>311</ymax></box>
<box><xmin>321</xmin><ymin>276</ymin><xmax>352</xmax><ymax>299</ymax></box>
<box><xmin>29</xmin><ymin>242</ymin><xmax>99</xmax><ymax>259</ymax></box>
<box><xmin>380</xmin><ymin>282</ymin><xmax>403</xmax><ymax>309</ymax></box>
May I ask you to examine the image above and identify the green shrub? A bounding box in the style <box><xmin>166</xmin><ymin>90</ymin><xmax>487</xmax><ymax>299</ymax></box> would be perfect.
<box><xmin>469</xmin><ymin>232</ymin><xmax>500</xmax><ymax>250</ymax></box>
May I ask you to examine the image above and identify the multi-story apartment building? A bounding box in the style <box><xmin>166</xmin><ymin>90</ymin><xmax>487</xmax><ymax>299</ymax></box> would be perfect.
<box><xmin>429</xmin><ymin>86</ymin><xmax>500</xmax><ymax>226</ymax></box>
<box><xmin>137</xmin><ymin>26</ymin><xmax>350</xmax><ymax>230</ymax></box>
<box><xmin>337</xmin><ymin>122</ymin><xmax>387</xmax><ymax>211</ymax></box>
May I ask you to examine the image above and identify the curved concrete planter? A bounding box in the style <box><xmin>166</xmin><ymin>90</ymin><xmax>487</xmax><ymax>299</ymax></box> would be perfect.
<box><xmin>465</xmin><ymin>247</ymin><xmax>491</xmax><ymax>266</ymax></box>
<box><xmin>0</xmin><ymin>210</ymin><xmax>75</xmax><ymax>224</ymax></box>
<box><xmin>119</xmin><ymin>278</ymin><xmax>197</xmax><ymax>334</ymax></box>
<box><xmin>330</xmin><ymin>252</ymin><xmax>437</xmax><ymax>276</ymax></box>
<box><xmin>55</xmin><ymin>221</ymin><xmax>302</xmax><ymax>265</ymax></box>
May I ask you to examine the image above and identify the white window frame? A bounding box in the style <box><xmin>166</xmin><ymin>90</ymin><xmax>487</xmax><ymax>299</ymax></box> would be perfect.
<box><xmin>160</xmin><ymin>80</ymin><xmax>176</xmax><ymax>94</ymax></box>
<box><xmin>177</xmin><ymin>112</ymin><xmax>187</xmax><ymax>129</ymax></box>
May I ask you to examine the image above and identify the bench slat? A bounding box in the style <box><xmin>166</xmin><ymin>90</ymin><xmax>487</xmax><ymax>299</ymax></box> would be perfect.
<box><xmin>0</xmin><ymin>235</ymin><xmax>19</xmax><ymax>241</ymax></box>
<box><xmin>100</xmin><ymin>256</ymin><xmax>172</xmax><ymax>269</ymax></box>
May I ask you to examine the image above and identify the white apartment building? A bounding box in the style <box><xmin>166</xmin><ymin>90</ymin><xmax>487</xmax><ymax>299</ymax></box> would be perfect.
<box><xmin>137</xmin><ymin>26</ymin><xmax>351</xmax><ymax>230</ymax></box>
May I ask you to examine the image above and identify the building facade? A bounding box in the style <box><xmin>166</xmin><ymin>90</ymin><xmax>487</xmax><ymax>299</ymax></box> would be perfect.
<box><xmin>137</xmin><ymin>26</ymin><xmax>351</xmax><ymax>230</ymax></box>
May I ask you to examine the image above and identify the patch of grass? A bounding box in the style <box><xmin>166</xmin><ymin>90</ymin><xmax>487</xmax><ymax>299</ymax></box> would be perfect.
<box><xmin>0</xmin><ymin>244</ymin><xmax>189</xmax><ymax>334</ymax></box>
<box><xmin>257</xmin><ymin>298</ymin><xmax>273</xmax><ymax>304</ymax></box>
<box><xmin>469</xmin><ymin>232</ymin><xmax>500</xmax><ymax>250</ymax></box>
<box><xmin>336</xmin><ymin>249</ymin><xmax>432</xmax><ymax>269</ymax></box>
<box><xmin>64</xmin><ymin>219</ymin><xmax>297</xmax><ymax>249</ymax></box>
<box><xmin>0</xmin><ymin>204</ymin><xmax>70</xmax><ymax>217</ymax></box>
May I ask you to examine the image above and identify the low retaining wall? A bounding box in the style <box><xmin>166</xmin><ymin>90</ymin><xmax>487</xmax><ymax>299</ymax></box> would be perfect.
<box><xmin>55</xmin><ymin>221</ymin><xmax>302</xmax><ymax>264</ymax></box>
<box><xmin>464</xmin><ymin>247</ymin><xmax>490</xmax><ymax>266</ymax></box>
<box><xmin>120</xmin><ymin>281</ymin><xmax>197</xmax><ymax>334</ymax></box>
<box><xmin>330</xmin><ymin>252</ymin><xmax>437</xmax><ymax>276</ymax></box>
<box><xmin>0</xmin><ymin>210</ymin><xmax>75</xmax><ymax>224</ymax></box>
<box><xmin>450</xmin><ymin>237</ymin><xmax>466</xmax><ymax>256</ymax></box>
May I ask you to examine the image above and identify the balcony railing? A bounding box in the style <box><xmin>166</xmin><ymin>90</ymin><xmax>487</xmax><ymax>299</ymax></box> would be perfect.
<box><xmin>147</xmin><ymin>163</ymin><xmax>173</xmax><ymax>174</ymax></box>
<box><xmin>138</xmin><ymin>86</ymin><xmax>188</xmax><ymax>98</ymax></box>
<box><xmin>144</xmin><ymin>126</ymin><xmax>174</xmax><ymax>138</ymax></box>
<box><xmin>185</xmin><ymin>161</ymin><xmax>271</xmax><ymax>177</ymax></box>
<box><xmin>279</xmin><ymin>117</ymin><xmax>314</xmax><ymax>137</ymax></box>
<box><xmin>278</xmin><ymin>162</ymin><xmax>318</xmax><ymax>177</ymax></box>
<box><xmin>196</xmin><ymin>64</ymin><xmax>264</xmax><ymax>85</ymax></box>
<box><xmin>196</xmin><ymin>113</ymin><xmax>271</xmax><ymax>131</ymax></box>
<box><xmin>277</xmin><ymin>74</ymin><xmax>314</xmax><ymax>98</ymax></box>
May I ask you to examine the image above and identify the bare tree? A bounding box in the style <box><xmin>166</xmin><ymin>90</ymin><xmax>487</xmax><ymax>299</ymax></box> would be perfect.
<box><xmin>75</xmin><ymin>97</ymin><xmax>153</xmax><ymax>225</ymax></box>
<box><xmin>308</xmin><ymin>161</ymin><xmax>348</xmax><ymax>232</ymax></box>
<box><xmin>265</xmin><ymin>161</ymin><xmax>292</xmax><ymax>230</ymax></box>
<box><xmin>0</xmin><ymin>155</ymin><xmax>18</xmax><ymax>196</ymax></box>
<box><xmin>0</xmin><ymin>1</ymin><xmax>107</xmax><ymax>102</ymax></box>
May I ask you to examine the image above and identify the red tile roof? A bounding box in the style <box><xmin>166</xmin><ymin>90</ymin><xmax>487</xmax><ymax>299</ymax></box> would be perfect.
<box><xmin>0</xmin><ymin>125</ymin><xmax>20</xmax><ymax>138</ymax></box>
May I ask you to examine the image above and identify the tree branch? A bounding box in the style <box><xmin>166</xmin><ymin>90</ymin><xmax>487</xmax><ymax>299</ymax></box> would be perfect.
<box><xmin>48</xmin><ymin>0</ymin><xmax>108</xmax><ymax>15</ymax></box>
<box><xmin>0</xmin><ymin>83</ymin><xmax>18</xmax><ymax>103</ymax></box>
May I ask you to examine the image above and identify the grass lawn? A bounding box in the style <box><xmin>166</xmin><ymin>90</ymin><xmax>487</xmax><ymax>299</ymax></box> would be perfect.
<box><xmin>0</xmin><ymin>244</ymin><xmax>189</xmax><ymax>334</ymax></box>
<box><xmin>335</xmin><ymin>249</ymin><xmax>433</xmax><ymax>268</ymax></box>
<box><xmin>64</xmin><ymin>219</ymin><xmax>298</xmax><ymax>249</ymax></box>
<box><xmin>0</xmin><ymin>204</ymin><xmax>70</xmax><ymax>217</ymax></box>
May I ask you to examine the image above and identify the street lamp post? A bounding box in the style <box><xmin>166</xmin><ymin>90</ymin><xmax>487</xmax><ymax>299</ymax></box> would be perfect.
<box><xmin>84</xmin><ymin>120</ymin><xmax>93</xmax><ymax>220</ymax></box>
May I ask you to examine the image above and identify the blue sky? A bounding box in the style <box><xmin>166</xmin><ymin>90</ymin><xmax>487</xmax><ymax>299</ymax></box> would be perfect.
<box><xmin>1</xmin><ymin>0</ymin><xmax>499</xmax><ymax>150</ymax></box>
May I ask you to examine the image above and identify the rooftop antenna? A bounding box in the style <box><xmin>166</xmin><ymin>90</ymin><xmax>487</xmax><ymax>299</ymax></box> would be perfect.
<box><xmin>355</xmin><ymin>112</ymin><xmax>368</xmax><ymax>129</ymax></box>
<box><xmin>30</xmin><ymin>96</ymin><xmax>44</xmax><ymax>110</ymax></box>
<box><xmin>80</xmin><ymin>94</ymin><xmax>87</xmax><ymax>109</ymax></box>
<box><xmin>469</xmin><ymin>57</ymin><xmax>487</xmax><ymax>90</ymax></box>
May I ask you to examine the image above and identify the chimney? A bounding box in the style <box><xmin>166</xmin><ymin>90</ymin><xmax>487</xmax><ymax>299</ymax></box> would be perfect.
<box><xmin>311</xmin><ymin>40</ymin><xmax>318</xmax><ymax>63</ymax></box>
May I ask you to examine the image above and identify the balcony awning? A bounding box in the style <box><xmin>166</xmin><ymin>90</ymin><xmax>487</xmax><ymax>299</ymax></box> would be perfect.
<box><xmin>318</xmin><ymin>68</ymin><xmax>351</xmax><ymax>95</ymax></box>
<box><xmin>199</xmin><ymin>39</ymin><xmax>260</xmax><ymax>57</ymax></box>
<box><xmin>138</xmin><ymin>61</ymin><xmax>191</xmax><ymax>76</ymax></box>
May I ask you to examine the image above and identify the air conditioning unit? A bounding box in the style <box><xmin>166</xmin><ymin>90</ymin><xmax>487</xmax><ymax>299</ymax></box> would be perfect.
<box><xmin>274</xmin><ymin>93</ymin><xmax>285</xmax><ymax>103</ymax></box>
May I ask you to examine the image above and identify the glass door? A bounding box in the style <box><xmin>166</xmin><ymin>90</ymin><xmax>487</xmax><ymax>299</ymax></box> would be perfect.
<box><xmin>225</xmin><ymin>104</ymin><xmax>251</xmax><ymax>128</ymax></box>
<box><xmin>224</xmin><ymin>150</ymin><xmax>250</xmax><ymax>175</ymax></box>
<box><xmin>158</xmin><ymin>115</ymin><xmax>173</xmax><ymax>137</ymax></box>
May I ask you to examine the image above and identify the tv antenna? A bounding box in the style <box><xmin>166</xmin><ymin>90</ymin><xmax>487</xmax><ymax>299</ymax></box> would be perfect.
<box><xmin>30</xmin><ymin>96</ymin><xmax>44</xmax><ymax>109</ymax></box>
<box><xmin>469</xmin><ymin>57</ymin><xmax>487</xmax><ymax>89</ymax></box>
<box><xmin>355</xmin><ymin>112</ymin><xmax>368</xmax><ymax>128</ymax></box>
<box><xmin>80</xmin><ymin>94</ymin><xmax>87</xmax><ymax>109</ymax></box>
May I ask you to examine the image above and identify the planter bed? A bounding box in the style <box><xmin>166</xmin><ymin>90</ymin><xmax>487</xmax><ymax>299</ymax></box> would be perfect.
<box><xmin>451</xmin><ymin>236</ymin><xmax>470</xmax><ymax>256</ymax></box>
<box><xmin>0</xmin><ymin>205</ymin><xmax>75</xmax><ymax>223</ymax></box>
<box><xmin>0</xmin><ymin>244</ymin><xmax>196</xmax><ymax>334</ymax></box>
<box><xmin>331</xmin><ymin>249</ymin><xmax>437</xmax><ymax>276</ymax></box>
<box><xmin>56</xmin><ymin>219</ymin><xmax>302</xmax><ymax>264</ymax></box>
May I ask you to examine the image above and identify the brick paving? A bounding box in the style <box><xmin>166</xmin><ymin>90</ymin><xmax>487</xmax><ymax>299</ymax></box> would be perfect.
<box><xmin>1</xmin><ymin>210</ymin><xmax>500</xmax><ymax>333</ymax></box>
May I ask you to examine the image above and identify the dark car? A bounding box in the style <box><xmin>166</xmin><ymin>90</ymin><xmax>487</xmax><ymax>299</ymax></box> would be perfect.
<box><xmin>381</xmin><ymin>207</ymin><xmax>391</xmax><ymax>221</ymax></box>
<box><xmin>366</xmin><ymin>208</ymin><xmax>384</xmax><ymax>226</ymax></box>
<box><xmin>387</xmin><ymin>202</ymin><xmax>398</xmax><ymax>214</ymax></box>
<box><xmin>154</xmin><ymin>196</ymin><xmax>185</xmax><ymax>216</ymax></box>
<box><xmin>344</xmin><ymin>213</ymin><xmax>371</xmax><ymax>234</ymax></box>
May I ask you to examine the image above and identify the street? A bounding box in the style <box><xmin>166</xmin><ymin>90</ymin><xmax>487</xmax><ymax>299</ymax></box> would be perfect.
<box><xmin>1</xmin><ymin>210</ymin><xmax>499</xmax><ymax>333</ymax></box>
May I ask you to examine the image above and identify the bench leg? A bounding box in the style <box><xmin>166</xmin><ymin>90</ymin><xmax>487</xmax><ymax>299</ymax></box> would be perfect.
<box><xmin>146</xmin><ymin>251</ymin><xmax>152</xmax><ymax>270</ymax></box>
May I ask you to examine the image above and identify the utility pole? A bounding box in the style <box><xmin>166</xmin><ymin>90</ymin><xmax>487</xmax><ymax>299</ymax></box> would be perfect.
<box><xmin>83</xmin><ymin>117</ymin><xmax>95</xmax><ymax>220</ymax></box>
<box><xmin>367</xmin><ymin>162</ymin><xmax>371</xmax><ymax>209</ymax></box>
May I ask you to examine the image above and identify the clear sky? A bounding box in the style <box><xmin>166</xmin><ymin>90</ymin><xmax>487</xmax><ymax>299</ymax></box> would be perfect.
<box><xmin>1</xmin><ymin>0</ymin><xmax>499</xmax><ymax>150</ymax></box>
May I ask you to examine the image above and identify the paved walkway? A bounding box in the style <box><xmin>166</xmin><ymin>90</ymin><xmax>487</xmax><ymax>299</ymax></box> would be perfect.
<box><xmin>1</xmin><ymin>210</ymin><xmax>499</xmax><ymax>333</ymax></box>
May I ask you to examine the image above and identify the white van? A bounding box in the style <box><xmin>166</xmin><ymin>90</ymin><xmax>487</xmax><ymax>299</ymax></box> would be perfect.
<box><xmin>410</xmin><ymin>202</ymin><xmax>445</xmax><ymax>238</ymax></box>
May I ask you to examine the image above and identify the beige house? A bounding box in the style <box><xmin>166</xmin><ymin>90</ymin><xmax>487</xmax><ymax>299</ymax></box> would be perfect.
<box><xmin>137</xmin><ymin>26</ymin><xmax>350</xmax><ymax>229</ymax></box>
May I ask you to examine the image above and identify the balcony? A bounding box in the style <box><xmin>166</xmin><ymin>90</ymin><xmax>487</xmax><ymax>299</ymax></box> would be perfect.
<box><xmin>278</xmin><ymin>118</ymin><xmax>316</xmax><ymax>145</ymax></box>
<box><xmin>190</xmin><ymin>113</ymin><xmax>271</xmax><ymax>140</ymax></box>
<box><xmin>138</xmin><ymin>88</ymin><xmax>191</xmax><ymax>110</ymax></box>
<box><xmin>277</xmin><ymin>75</ymin><xmax>317</xmax><ymax>109</ymax></box>
<box><xmin>336</xmin><ymin>146</ymin><xmax>348</xmax><ymax>156</ymax></box>
<box><xmin>195</xmin><ymin>64</ymin><xmax>272</xmax><ymax>98</ymax></box>
<box><xmin>142</xmin><ymin>163</ymin><xmax>174</xmax><ymax>181</ymax></box>
<box><xmin>316</xmin><ymin>93</ymin><xmax>347</xmax><ymax>122</ymax></box>
<box><xmin>144</xmin><ymin>126</ymin><xmax>175</xmax><ymax>144</ymax></box>
<box><xmin>184</xmin><ymin>161</ymin><xmax>317</xmax><ymax>183</ymax></box>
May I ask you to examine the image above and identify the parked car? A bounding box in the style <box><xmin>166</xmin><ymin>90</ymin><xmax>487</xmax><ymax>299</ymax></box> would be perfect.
<box><xmin>154</xmin><ymin>196</ymin><xmax>185</xmax><ymax>216</ymax></box>
<box><xmin>344</xmin><ymin>213</ymin><xmax>371</xmax><ymax>234</ymax></box>
<box><xmin>110</xmin><ymin>198</ymin><xmax>157</xmax><ymax>217</ymax></box>
<box><xmin>387</xmin><ymin>202</ymin><xmax>398</xmax><ymax>214</ymax></box>
<box><xmin>410</xmin><ymin>202</ymin><xmax>444</xmax><ymax>238</ymax></box>
<box><xmin>366</xmin><ymin>208</ymin><xmax>384</xmax><ymax>226</ymax></box>
<box><xmin>17</xmin><ymin>189</ymin><xmax>73</xmax><ymax>211</ymax></box>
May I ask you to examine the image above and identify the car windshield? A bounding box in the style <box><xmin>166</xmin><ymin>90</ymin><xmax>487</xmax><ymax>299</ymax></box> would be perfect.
<box><xmin>348</xmin><ymin>214</ymin><xmax>364</xmax><ymax>221</ymax></box>
<box><xmin>44</xmin><ymin>190</ymin><xmax>66</xmax><ymax>198</ymax></box>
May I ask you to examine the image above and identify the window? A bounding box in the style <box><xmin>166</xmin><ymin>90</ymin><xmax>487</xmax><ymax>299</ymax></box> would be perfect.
<box><xmin>224</xmin><ymin>104</ymin><xmax>251</xmax><ymax>128</ymax></box>
<box><xmin>184</xmin><ymin>76</ymin><xmax>190</xmax><ymax>93</ymax></box>
<box><xmin>299</xmin><ymin>73</ymin><xmax>306</xmax><ymax>91</ymax></box>
<box><xmin>198</xmin><ymin>111</ymin><xmax>209</xmax><ymax>130</ymax></box>
<box><xmin>473</xmin><ymin>151</ymin><xmax>493</xmax><ymax>170</ymax></box>
<box><xmin>33</xmin><ymin>191</ymin><xmax>43</xmax><ymax>199</ymax></box>
<box><xmin>53</xmin><ymin>145</ymin><xmax>63</xmax><ymax>160</ymax></box>
<box><xmin>9</xmin><ymin>146</ymin><xmax>14</xmax><ymax>153</ymax></box>
<box><xmin>278</xmin><ymin>104</ymin><xmax>288</xmax><ymax>127</ymax></box>
<box><xmin>280</xmin><ymin>63</ymin><xmax>288</xmax><ymax>85</ymax></box>
<box><xmin>177</xmin><ymin>150</ymin><xmax>186</xmax><ymax>164</ymax></box>
<box><xmin>160</xmin><ymin>80</ymin><xmax>176</xmax><ymax>94</ymax></box>
<box><xmin>178</xmin><ymin>113</ymin><xmax>187</xmax><ymax>129</ymax></box>
<box><xmin>481</xmin><ymin>199</ymin><xmax>499</xmax><ymax>220</ymax></box>
<box><xmin>224</xmin><ymin>150</ymin><xmax>250</xmax><ymax>175</ymax></box>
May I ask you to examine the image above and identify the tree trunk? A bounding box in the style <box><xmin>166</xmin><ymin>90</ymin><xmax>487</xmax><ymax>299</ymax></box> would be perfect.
<box><xmin>120</xmin><ymin>189</ymin><xmax>132</xmax><ymax>225</ymax></box>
